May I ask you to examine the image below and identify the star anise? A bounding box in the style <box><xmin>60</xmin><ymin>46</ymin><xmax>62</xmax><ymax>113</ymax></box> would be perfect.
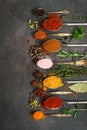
<box><xmin>31</xmin><ymin>80</ymin><xmax>38</xmax><ymax>87</ymax></box>
<box><xmin>33</xmin><ymin>70</ymin><xmax>43</xmax><ymax>79</ymax></box>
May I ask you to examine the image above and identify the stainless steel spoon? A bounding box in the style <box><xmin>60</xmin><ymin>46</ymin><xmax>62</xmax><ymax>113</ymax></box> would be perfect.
<box><xmin>33</xmin><ymin>8</ymin><xmax>70</xmax><ymax>16</ymax></box>
<box><xmin>48</xmin><ymin>10</ymin><xmax>70</xmax><ymax>15</ymax></box>
<box><xmin>47</xmin><ymin>113</ymin><xmax>71</xmax><ymax>117</ymax></box>
<box><xmin>55</xmin><ymin>60</ymin><xmax>87</xmax><ymax>66</ymax></box>
<box><xmin>51</xmin><ymin>32</ymin><xmax>87</xmax><ymax>37</ymax></box>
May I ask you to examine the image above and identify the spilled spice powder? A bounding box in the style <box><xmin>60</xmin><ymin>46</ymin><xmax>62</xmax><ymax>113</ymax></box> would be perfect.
<box><xmin>34</xmin><ymin>30</ymin><xmax>47</xmax><ymax>39</ymax></box>
<box><xmin>32</xmin><ymin>111</ymin><xmax>46</xmax><ymax>121</ymax></box>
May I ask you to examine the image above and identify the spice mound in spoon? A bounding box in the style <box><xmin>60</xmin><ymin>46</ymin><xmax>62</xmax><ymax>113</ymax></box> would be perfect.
<box><xmin>36</xmin><ymin>56</ymin><xmax>53</xmax><ymax>69</ymax></box>
<box><xmin>43</xmin><ymin>76</ymin><xmax>64</xmax><ymax>89</ymax></box>
<box><xmin>34</xmin><ymin>30</ymin><xmax>47</xmax><ymax>40</ymax></box>
<box><xmin>42</xmin><ymin>15</ymin><xmax>62</xmax><ymax>31</ymax></box>
<box><xmin>33</xmin><ymin>8</ymin><xmax>45</xmax><ymax>16</ymax></box>
<box><xmin>43</xmin><ymin>39</ymin><xmax>62</xmax><ymax>53</ymax></box>
<box><xmin>42</xmin><ymin>96</ymin><xmax>63</xmax><ymax>109</ymax></box>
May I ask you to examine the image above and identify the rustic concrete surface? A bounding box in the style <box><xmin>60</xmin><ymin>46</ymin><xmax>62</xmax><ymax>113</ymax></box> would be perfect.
<box><xmin>0</xmin><ymin>0</ymin><xmax>87</xmax><ymax>130</ymax></box>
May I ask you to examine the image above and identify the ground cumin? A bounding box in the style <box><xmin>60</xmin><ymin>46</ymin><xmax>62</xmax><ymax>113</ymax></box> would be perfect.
<box><xmin>32</xmin><ymin>111</ymin><xmax>46</xmax><ymax>121</ymax></box>
<box><xmin>43</xmin><ymin>39</ymin><xmax>62</xmax><ymax>52</ymax></box>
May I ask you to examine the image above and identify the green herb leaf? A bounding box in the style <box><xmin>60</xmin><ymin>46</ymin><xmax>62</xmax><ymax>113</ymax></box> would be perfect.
<box><xmin>56</xmin><ymin>50</ymin><xmax>69</xmax><ymax>58</ymax></box>
<box><xmin>69</xmin><ymin>83</ymin><xmax>87</xmax><ymax>93</ymax></box>
<box><xmin>72</xmin><ymin>27</ymin><xmax>85</xmax><ymax>40</ymax></box>
<box><xmin>79</xmin><ymin>26</ymin><xmax>85</xmax><ymax>33</ymax></box>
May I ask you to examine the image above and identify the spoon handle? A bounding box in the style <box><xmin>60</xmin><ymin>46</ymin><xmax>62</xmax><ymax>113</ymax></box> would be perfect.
<box><xmin>64</xmin><ymin>44</ymin><xmax>87</xmax><ymax>47</ymax></box>
<box><xmin>48</xmin><ymin>10</ymin><xmax>70</xmax><ymax>15</ymax></box>
<box><xmin>51</xmin><ymin>33</ymin><xmax>87</xmax><ymax>37</ymax></box>
<box><xmin>55</xmin><ymin>60</ymin><xmax>87</xmax><ymax>66</ymax></box>
<box><xmin>64</xmin><ymin>23</ymin><xmax>87</xmax><ymax>26</ymax></box>
<box><xmin>65</xmin><ymin>101</ymin><xmax>87</xmax><ymax>104</ymax></box>
<box><xmin>51</xmin><ymin>33</ymin><xmax>72</xmax><ymax>37</ymax></box>
<box><xmin>67</xmin><ymin>80</ymin><xmax>87</xmax><ymax>83</ymax></box>
<box><xmin>48</xmin><ymin>113</ymin><xmax>71</xmax><ymax>117</ymax></box>
<box><xmin>51</xmin><ymin>91</ymin><xmax>72</xmax><ymax>95</ymax></box>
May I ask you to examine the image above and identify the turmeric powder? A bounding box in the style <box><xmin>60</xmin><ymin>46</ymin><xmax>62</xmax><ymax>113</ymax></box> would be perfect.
<box><xmin>43</xmin><ymin>76</ymin><xmax>64</xmax><ymax>89</ymax></box>
<box><xmin>32</xmin><ymin>111</ymin><xmax>46</xmax><ymax>121</ymax></box>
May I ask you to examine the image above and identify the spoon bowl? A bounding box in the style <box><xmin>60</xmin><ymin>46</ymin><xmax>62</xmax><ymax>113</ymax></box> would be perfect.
<box><xmin>42</xmin><ymin>96</ymin><xmax>63</xmax><ymax>110</ymax></box>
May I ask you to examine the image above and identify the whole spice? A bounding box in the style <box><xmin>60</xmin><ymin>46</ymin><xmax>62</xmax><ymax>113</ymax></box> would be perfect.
<box><xmin>29</xmin><ymin>45</ymin><xmax>46</xmax><ymax>63</ymax></box>
<box><xmin>29</xmin><ymin>99</ymin><xmax>40</xmax><ymax>108</ymax></box>
<box><xmin>34</xmin><ymin>30</ymin><xmax>47</xmax><ymax>40</ymax></box>
<box><xmin>43</xmin><ymin>39</ymin><xmax>62</xmax><ymax>53</ymax></box>
<box><xmin>33</xmin><ymin>8</ymin><xmax>45</xmax><ymax>16</ymax></box>
<box><xmin>42</xmin><ymin>97</ymin><xmax>63</xmax><ymax>109</ymax></box>
<box><xmin>32</xmin><ymin>69</ymin><xmax>43</xmax><ymax>79</ymax></box>
<box><xmin>34</xmin><ymin>88</ymin><xmax>46</xmax><ymax>97</ymax></box>
<box><xmin>42</xmin><ymin>15</ymin><xmax>62</xmax><ymax>31</ymax></box>
<box><xmin>31</xmin><ymin>80</ymin><xmax>39</xmax><ymax>87</ymax></box>
<box><xmin>43</xmin><ymin>76</ymin><xmax>64</xmax><ymax>89</ymax></box>
<box><xmin>28</xmin><ymin>19</ymin><xmax>39</xmax><ymax>29</ymax></box>
<box><xmin>32</xmin><ymin>111</ymin><xmax>46</xmax><ymax>121</ymax></box>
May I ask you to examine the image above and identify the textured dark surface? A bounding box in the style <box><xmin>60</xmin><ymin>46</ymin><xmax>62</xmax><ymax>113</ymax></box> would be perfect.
<box><xmin>0</xmin><ymin>0</ymin><xmax>87</xmax><ymax>130</ymax></box>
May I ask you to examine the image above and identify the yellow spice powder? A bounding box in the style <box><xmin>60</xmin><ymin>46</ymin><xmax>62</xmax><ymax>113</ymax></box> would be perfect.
<box><xmin>32</xmin><ymin>111</ymin><xmax>46</xmax><ymax>121</ymax></box>
<box><xmin>43</xmin><ymin>76</ymin><xmax>64</xmax><ymax>89</ymax></box>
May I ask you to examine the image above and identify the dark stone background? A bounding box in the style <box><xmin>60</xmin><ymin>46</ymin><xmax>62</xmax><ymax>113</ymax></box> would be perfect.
<box><xmin>0</xmin><ymin>0</ymin><xmax>87</xmax><ymax>130</ymax></box>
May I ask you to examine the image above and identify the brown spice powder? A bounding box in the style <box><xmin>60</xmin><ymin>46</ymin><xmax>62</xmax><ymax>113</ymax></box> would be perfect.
<box><xmin>43</xmin><ymin>39</ymin><xmax>62</xmax><ymax>52</ymax></box>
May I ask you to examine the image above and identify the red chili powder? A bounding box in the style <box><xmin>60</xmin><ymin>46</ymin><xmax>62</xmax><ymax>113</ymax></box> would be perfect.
<box><xmin>42</xmin><ymin>97</ymin><xmax>63</xmax><ymax>109</ymax></box>
<box><xmin>42</xmin><ymin>16</ymin><xmax>62</xmax><ymax>31</ymax></box>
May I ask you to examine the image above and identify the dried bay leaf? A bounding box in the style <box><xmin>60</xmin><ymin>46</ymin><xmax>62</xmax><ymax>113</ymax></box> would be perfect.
<box><xmin>69</xmin><ymin>83</ymin><xmax>87</xmax><ymax>93</ymax></box>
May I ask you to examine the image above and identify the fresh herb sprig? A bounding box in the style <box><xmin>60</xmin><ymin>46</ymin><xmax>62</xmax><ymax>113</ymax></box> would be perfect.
<box><xmin>61</xmin><ymin>105</ymin><xmax>87</xmax><ymax>118</ymax></box>
<box><xmin>61</xmin><ymin>14</ymin><xmax>87</xmax><ymax>21</ymax></box>
<box><xmin>56</xmin><ymin>50</ymin><xmax>87</xmax><ymax>62</ymax></box>
<box><xmin>50</xmin><ymin>64</ymin><xmax>87</xmax><ymax>78</ymax></box>
<box><xmin>72</xmin><ymin>26</ymin><xmax>85</xmax><ymax>40</ymax></box>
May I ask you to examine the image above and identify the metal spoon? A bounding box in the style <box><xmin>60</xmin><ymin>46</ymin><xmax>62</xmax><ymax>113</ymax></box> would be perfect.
<box><xmin>48</xmin><ymin>81</ymin><xmax>87</xmax><ymax>95</ymax></box>
<box><xmin>33</xmin><ymin>8</ymin><xmax>70</xmax><ymax>16</ymax></box>
<box><xmin>47</xmin><ymin>113</ymin><xmax>71</xmax><ymax>117</ymax></box>
<box><xmin>48</xmin><ymin>10</ymin><xmax>70</xmax><ymax>15</ymax></box>
<box><xmin>55</xmin><ymin>60</ymin><xmax>87</xmax><ymax>66</ymax></box>
<box><xmin>64</xmin><ymin>23</ymin><xmax>87</xmax><ymax>26</ymax></box>
<box><xmin>65</xmin><ymin>100</ymin><xmax>87</xmax><ymax>104</ymax></box>
<box><xmin>42</xmin><ymin>96</ymin><xmax>87</xmax><ymax>112</ymax></box>
<box><xmin>51</xmin><ymin>32</ymin><xmax>87</xmax><ymax>37</ymax></box>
